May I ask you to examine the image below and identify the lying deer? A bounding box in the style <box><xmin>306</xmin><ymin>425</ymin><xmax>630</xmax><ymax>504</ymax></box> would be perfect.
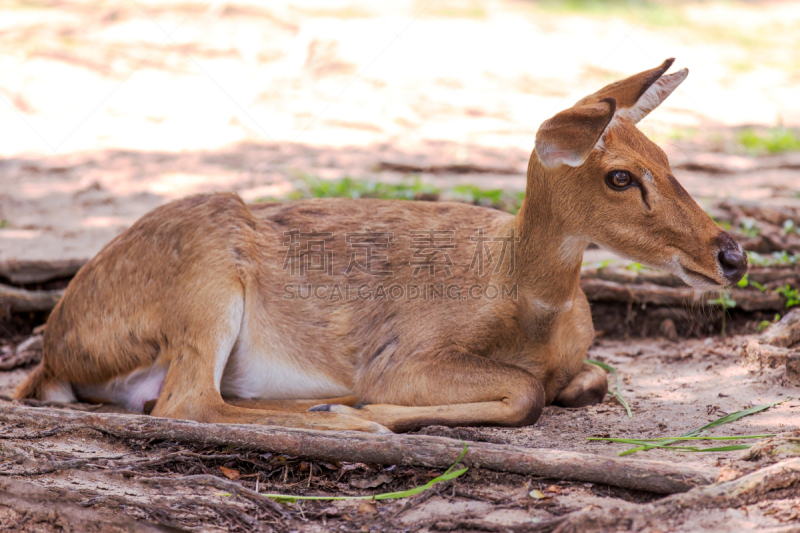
<box><xmin>17</xmin><ymin>59</ymin><xmax>746</xmax><ymax>433</ymax></box>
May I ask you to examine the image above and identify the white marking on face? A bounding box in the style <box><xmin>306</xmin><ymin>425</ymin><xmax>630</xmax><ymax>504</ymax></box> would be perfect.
<box><xmin>669</xmin><ymin>255</ymin><xmax>722</xmax><ymax>290</ymax></box>
<box><xmin>642</xmin><ymin>169</ymin><xmax>655</xmax><ymax>183</ymax></box>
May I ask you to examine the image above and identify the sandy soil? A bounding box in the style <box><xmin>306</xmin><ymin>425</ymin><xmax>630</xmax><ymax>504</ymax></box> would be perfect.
<box><xmin>3</xmin><ymin>0</ymin><xmax>800</xmax><ymax>275</ymax></box>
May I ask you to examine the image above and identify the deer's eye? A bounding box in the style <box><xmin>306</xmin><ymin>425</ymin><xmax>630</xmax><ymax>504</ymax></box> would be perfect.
<box><xmin>606</xmin><ymin>170</ymin><xmax>632</xmax><ymax>189</ymax></box>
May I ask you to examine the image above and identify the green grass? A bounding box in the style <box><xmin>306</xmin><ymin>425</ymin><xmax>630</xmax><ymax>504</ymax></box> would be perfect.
<box><xmin>739</xmin><ymin>219</ymin><xmax>760</xmax><ymax>238</ymax></box>
<box><xmin>261</xmin><ymin>444</ymin><xmax>468</xmax><ymax>503</ymax></box>
<box><xmin>531</xmin><ymin>0</ymin><xmax>688</xmax><ymax>27</ymax></box>
<box><xmin>737</xmin><ymin>273</ymin><xmax>767</xmax><ymax>292</ymax></box>
<box><xmin>710</xmin><ymin>215</ymin><xmax>732</xmax><ymax>232</ymax></box>
<box><xmin>287</xmin><ymin>176</ymin><xmax>438</xmax><ymax>201</ymax></box>
<box><xmin>757</xmin><ymin>314</ymin><xmax>781</xmax><ymax>333</ymax></box>
<box><xmin>590</xmin><ymin>399</ymin><xmax>790</xmax><ymax>455</ymax></box>
<box><xmin>776</xmin><ymin>284</ymin><xmax>800</xmax><ymax>308</ymax></box>
<box><xmin>708</xmin><ymin>291</ymin><xmax>737</xmax><ymax>336</ymax></box>
<box><xmin>585</xmin><ymin>359</ymin><xmax>632</xmax><ymax>418</ymax></box>
<box><xmin>260</xmin><ymin>177</ymin><xmax>526</xmax><ymax>214</ymax></box>
<box><xmin>589</xmin><ymin>435</ymin><xmax>774</xmax><ymax>452</ymax></box>
<box><xmin>747</xmin><ymin>251</ymin><xmax>799</xmax><ymax>267</ymax></box>
<box><xmin>737</xmin><ymin>127</ymin><xmax>800</xmax><ymax>156</ymax></box>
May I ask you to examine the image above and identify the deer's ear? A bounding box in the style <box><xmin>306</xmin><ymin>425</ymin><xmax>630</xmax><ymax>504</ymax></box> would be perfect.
<box><xmin>575</xmin><ymin>58</ymin><xmax>688</xmax><ymax>123</ymax></box>
<box><xmin>535</xmin><ymin>98</ymin><xmax>616</xmax><ymax>169</ymax></box>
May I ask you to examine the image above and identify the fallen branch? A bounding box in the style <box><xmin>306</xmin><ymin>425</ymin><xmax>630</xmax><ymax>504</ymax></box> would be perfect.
<box><xmin>760</xmin><ymin>308</ymin><xmax>800</xmax><ymax>347</ymax></box>
<box><xmin>0</xmin><ymin>350</ymin><xmax>40</xmax><ymax>371</ymax></box>
<box><xmin>0</xmin><ymin>258</ymin><xmax>85</xmax><ymax>285</ymax></box>
<box><xmin>738</xmin><ymin>430</ymin><xmax>800</xmax><ymax>463</ymax></box>
<box><xmin>0</xmin><ymin>335</ymin><xmax>43</xmax><ymax>370</ymax></box>
<box><xmin>0</xmin><ymin>283</ymin><xmax>64</xmax><ymax>313</ymax></box>
<box><xmin>552</xmin><ymin>458</ymin><xmax>800</xmax><ymax>533</ymax></box>
<box><xmin>580</xmin><ymin>279</ymin><xmax>786</xmax><ymax>311</ymax></box>
<box><xmin>0</xmin><ymin>402</ymin><xmax>717</xmax><ymax>494</ymax></box>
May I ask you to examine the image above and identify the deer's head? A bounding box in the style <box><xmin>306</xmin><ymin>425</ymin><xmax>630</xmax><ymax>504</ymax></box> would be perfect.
<box><xmin>532</xmin><ymin>59</ymin><xmax>746</xmax><ymax>288</ymax></box>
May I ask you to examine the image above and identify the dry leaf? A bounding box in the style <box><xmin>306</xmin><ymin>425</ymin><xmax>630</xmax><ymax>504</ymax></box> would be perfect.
<box><xmin>529</xmin><ymin>490</ymin><xmax>548</xmax><ymax>500</ymax></box>
<box><xmin>357</xmin><ymin>502</ymin><xmax>377</xmax><ymax>514</ymax></box>
<box><xmin>544</xmin><ymin>484</ymin><xmax>562</xmax><ymax>494</ymax></box>
<box><xmin>220</xmin><ymin>466</ymin><xmax>240</xmax><ymax>480</ymax></box>
<box><xmin>349</xmin><ymin>474</ymin><xmax>393</xmax><ymax>489</ymax></box>
<box><xmin>717</xmin><ymin>466</ymin><xmax>742</xmax><ymax>483</ymax></box>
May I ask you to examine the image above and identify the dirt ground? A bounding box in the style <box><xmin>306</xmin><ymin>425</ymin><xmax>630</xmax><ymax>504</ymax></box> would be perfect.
<box><xmin>1</xmin><ymin>1</ymin><xmax>800</xmax><ymax>531</ymax></box>
<box><xmin>0</xmin><ymin>332</ymin><xmax>799</xmax><ymax>532</ymax></box>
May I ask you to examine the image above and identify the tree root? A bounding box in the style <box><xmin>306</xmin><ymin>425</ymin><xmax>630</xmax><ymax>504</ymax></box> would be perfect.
<box><xmin>142</xmin><ymin>474</ymin><xmax>288</xmax><ymax>517</ymax></box>
<box><xmin>552</xmin><ymin>458</ymin><xmax>800</xmax><ymax>533</ymax></box>
<box><xmin>0</xmin><ymin>477</ymin><xmax>176</xmax><ymax>533</ymax></box>
<box><xmin>0</xmin><ymin>284</ymin><xmax>63</xmax><ymax>314</ymax></box>
<box><xmin>0</xmin><ymin>402</ymin><xmax>717</xmax><ymax>494</ymax></box>
<box><xmin>580</xmin><ymin>279</ymin><xmax>786</xmax><ymax>311</ymax></box>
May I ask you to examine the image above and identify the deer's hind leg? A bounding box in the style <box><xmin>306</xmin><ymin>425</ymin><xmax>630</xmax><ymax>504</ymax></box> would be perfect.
<box><xmin>224</xmin><ymin>396</ymin><xmax>358</xmax><ymax>412</ymax></box>
<box><xmin>311</xmin><ymin>352</ymin><xmax>545</xmax><ymax>433</ymax></box>
<box><xmin>147</xmin><ymin>283</ymin><xmax>387</xmax><ymax>432</ymax></box>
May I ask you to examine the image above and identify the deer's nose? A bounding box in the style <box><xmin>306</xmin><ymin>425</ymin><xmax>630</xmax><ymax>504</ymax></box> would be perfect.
<box><xmin>717</xmin><ymin>245</ymin><xmax>747</xmax><ymax>285</ymax></box>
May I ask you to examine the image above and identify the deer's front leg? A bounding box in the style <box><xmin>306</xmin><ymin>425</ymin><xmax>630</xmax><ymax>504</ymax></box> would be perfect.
<box><xmin>545</xmin><ymin>288</ymin><xmax>606</xmax><ymax>407</ymax></box>
<box><xmin>310</xmin><ymin>352</ymin><xmax>545</xmax><ymax>433</ymax></box>
<box><xmin>552</xmin><ymin>362</ymin><xmax>608</xmax><ymax>407</ymax></box>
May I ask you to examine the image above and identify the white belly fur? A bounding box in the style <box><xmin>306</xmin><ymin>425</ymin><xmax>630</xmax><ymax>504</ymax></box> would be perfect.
<box><xmin>220</xmin><ymin>322</ymin><xmax>351</xmax><ymax>400</ymax></box>
<box><xmin>74</xmin><ymin>363</ymin><xmax>168</xmax><ymax>413</ymax></box>
<box><xmin>76</xmin><ymin>315</ymin><xmax>350</xmax><ymax>409</ymax></box>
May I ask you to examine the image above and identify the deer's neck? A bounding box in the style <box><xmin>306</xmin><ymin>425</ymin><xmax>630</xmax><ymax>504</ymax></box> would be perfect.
<box><xmin>505</xmin><ymin>161</ymin><xmax>587</xmax><ymax>312</ymax></box>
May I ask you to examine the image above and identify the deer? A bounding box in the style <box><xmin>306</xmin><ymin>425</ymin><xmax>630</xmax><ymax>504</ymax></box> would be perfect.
<box><xmin>17</xmin><ymin>59</ymin><xmax>746</xmax><ymax>433</ymax></box>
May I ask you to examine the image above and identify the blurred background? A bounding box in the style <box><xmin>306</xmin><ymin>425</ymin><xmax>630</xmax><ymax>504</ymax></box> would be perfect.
<box><xmin>1</xmin><ymin>0</ymin><xmax>799</xmax><ymax>290</ymax></box>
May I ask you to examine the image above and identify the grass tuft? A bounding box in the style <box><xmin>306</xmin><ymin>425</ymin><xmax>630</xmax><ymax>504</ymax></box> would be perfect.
<box><xmin>590</xmin><ymin>399</ymin><xmax>790</xmax><ymax>455</ymax></box>
<box><xmin>737</xmin><ymin>127</ymin><xmax>800</xmax><ymax>155</ymax></box>
<box><xmin>746</xmin><ymin>251</ymin><xmax>799</xmax><ymax>268</ymax></box>
<box><xmin>260</xmin><ymin>177</ymin><xmax>526</xmax><ymax>214</ymax></box>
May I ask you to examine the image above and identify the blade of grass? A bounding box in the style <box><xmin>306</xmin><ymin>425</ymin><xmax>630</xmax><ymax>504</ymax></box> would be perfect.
<box><xmin>262</xmin><ymin>443</ymin><xmax>468</xmax><ymax>503</ymax></box>
<box><xmin>618</xmin><ymin>399</ymin><xmax>790</xmax><ymax>456</ymax></box>
<box><xmin>585</xmin><ymin>359</ymin><xmax>632</xmax><ymax>418</ymax></box>
<box><xmin>638</xmin><ymin>444</ymin><xmax>752</xmax><ymax>452</ymax></box>
<box><xmin>589</xmin><ymin>434</ymin><xmax>775</xmax><ymax>442</ymax></box>
<box><xmin>587</xmin><ymin>437</ymin><xmax>755</xmax><ymax>451</ymax></box>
